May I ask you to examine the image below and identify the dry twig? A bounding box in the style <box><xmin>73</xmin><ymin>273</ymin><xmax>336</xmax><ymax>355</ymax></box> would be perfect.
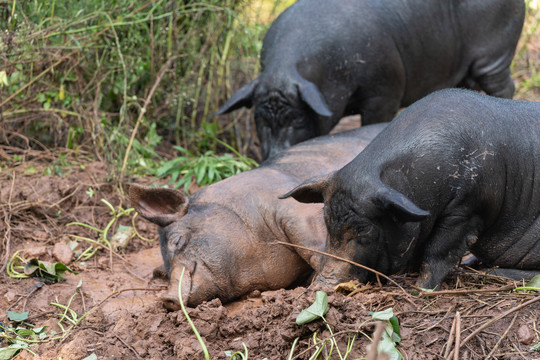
<box><xmin>415</xmin><ymin>284</ymin><xmax>514</xmax><ymax>297</ymax></box>
<box><xmin>275</xmin><ymin>241</ymin><xmax>409</xmax><ymax>295</ymax></box>
<box><xmin>485</xmin><ymin>312</ymin><xmax>518</xmax><ymax>359</ymax></box>
<box><xmin>461</xmin><ymin>295</ymin><xmax>540</xmax><ymax>348</ymax></box>
<box><xmin>366</xmin><ymin>321</ymin><xmax>388</xmax><ymax>360</ymax></box>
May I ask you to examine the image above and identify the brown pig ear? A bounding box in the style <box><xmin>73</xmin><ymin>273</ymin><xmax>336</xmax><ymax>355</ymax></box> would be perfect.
<box><xmin>279</xmin><ymin>173</ymin><xmax>333</xmax><ymax>203</ymax></box>
<box><xmin>373</xmin><ymin>186</ymin><xmax>430</xmax><ymax>223</ymax></box>
<box><xmin>129</xmin><ymin>184</ymin><xmax>188</xmax><ymax>227</ymax></box>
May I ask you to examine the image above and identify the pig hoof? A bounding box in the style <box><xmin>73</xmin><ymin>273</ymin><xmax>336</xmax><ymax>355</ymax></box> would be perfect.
<box><xmin>161</xmin><ymin>294</ymin><xmax>182</xmax><ymax>311</ymax></box>
<box><xmin>153</xmin><ymin>265</ymin><xmax>168</xmax><ymax>279</ymax></box>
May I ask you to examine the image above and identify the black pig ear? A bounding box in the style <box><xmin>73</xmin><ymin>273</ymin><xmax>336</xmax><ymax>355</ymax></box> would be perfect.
<box><xmin>129</xmin><ymin>184</ymin><xmax>189</xmax><ymax>227</ymax></box>
<box><xmin>373</xmin><ymin>186</ymin><xmax>430</xmax><ymax>222</ymax></box>
<box><xmin>296</xmin><ymin>78</ymin><xmax>332</xmax><ymax>118</ymax></box>
<box><xmin>215</xmin><ymin>78</ymin><xmax>259</xmax><ymax>115</ymax></box>
<box><xmin>279</xmin><ymin>173</ymin><xmax>333</xmax><ymax>203</ymax></box>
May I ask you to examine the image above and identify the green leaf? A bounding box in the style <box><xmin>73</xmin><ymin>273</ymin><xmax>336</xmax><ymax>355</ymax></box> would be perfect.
<box><xmin>388</xmin><ymin>316</ymin><xmax>401</xmax><ymax>343</ymax></box>
<box><xmin>525</xmin><ymin>274</ymin><xmax>540</xmax><ymax>288</ymax></box>
<box><xmin>369</xmin><ymin>308</ymin><xmax>403</xmax><ymax>359</ymax></box>
<box><xmin>377</xmin><ymin>333</ymin><xmax>402</xmax><ymax>360</ymax></box>
<box><xmin>296</xmin><ymin>291</ymin><xmax>330</xmax><ymax>325</ymax></box>
<box><xmin>14</xmin><ymin>328</ymin><xmax>36</xmax><ymax>337</ymax></box>
<box><xmin>82</xmin><ymin>354</ymin><xmax>98</xmax><ymax>360</ymax></box>
<box><xmin>370</xmin><ymin>308</ymin><xmax>395</xmax><ymax>321</ymax></box>
<box><xmin>0</xmin><ymin>340</ymin><xmax>30</xmax><ymax>359</ymax></box>
<box><xmin>531</xmin><ymin>342</ymin><xmax>540</xmax><ymax>351</ymax></box>
<box><xmin>0</xmin><ymin>347</ymin><xmax>21</xmax><ymax>360</ymax></box>
<box><xmin>23</xmin><ymin>259</ymin><xmax>77</xmax><ymax>281</ymax></box>
<box><xmin>7</xmin><ymin>311</ymin><xmax>29</xmax><ymax>322</ymax></box>
<box><xmin>33</xmin><ymin>326</ymin><xmax>46</xmax><ymax>334</ymax></box>
<box><xmin>36</xmin><ymin>93</ymin><xmax>46</xmax><ymax>103</ymax></box>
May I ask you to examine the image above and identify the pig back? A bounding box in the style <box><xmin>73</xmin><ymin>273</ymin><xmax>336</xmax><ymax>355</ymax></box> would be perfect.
<box><xmin>261</xmin><ymin>124</ymin><xmax>388</xmax><ymax>180</ymax></box>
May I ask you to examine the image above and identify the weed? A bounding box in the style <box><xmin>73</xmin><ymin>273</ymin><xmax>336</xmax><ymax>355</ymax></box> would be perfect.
<box><xmin>178</xmin><ymin>267</ymin><xmax>210</xmax><ymax>360</ymax></box>
<box><xmin>0</xmin><ymin>280</ymin><xmax>93</xmax><ymax>358</ymax></box>
<box><xmin>155</xmin><ymin>144</ymin><xmax>258</xmax><ymax>193</ymax></box>
<box><xmin>6</xmin><ymin>252</ymin><xmax>77</xmax><ymax>282</ymax></box>
<box><xmin>293</xmin><ymin>291</ymin><xmax>402</xmax><ymax>360</ymax></box>
<box><xmin>66</xmin><ymin>198</ymin><xmax>151</xmax><ymax>262</ymax></box>
<box><xmin>513</xmin><ymin>274</ymin><xmax>540</xmax><ymax>293</ymax></box>
<box><xmin>1</xmin><ymin>0</ymin><xmax>287</xmax><ymax>179</ymax></box>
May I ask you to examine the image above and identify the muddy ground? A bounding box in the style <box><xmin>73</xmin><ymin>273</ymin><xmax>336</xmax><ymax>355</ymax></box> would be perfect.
<box><xmin>2</xmin><ymin>155</ymin><xmax>540</xmax><ymax>360</ymax></box>
<box><xmin>2</xmin><ymin>31</ymin><xmax>540</xmax><ymax>360</ymax></box>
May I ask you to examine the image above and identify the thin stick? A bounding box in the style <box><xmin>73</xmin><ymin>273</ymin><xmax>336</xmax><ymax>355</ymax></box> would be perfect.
<box><xmin>112</xmin><ymin>331</ymin><xmax>143</xmax><ymax>360</ymax></box>
<box><xmin>453</xmin><ymin>311</ymin><xmax>461</xmax><ymax>360</ymax></box>
<box><xmin>275</xmin><ymin>241</ymin><xmax>408</xmax><ymax>294</ymax></box>
<box><xmin>461</xmin><ymin>295</ymin><xmax>540</xmax><ymax>347</ymax></box>
<box><xmin>0</xmin><ymin>50</ymin><xmax>77</xmax><ymax>109</ymax></box>
<box><xmin>443</xmin><ymin>314</ymin><xmax>457</xmax><ymax>358</ymax></box>
<box><xmin>366</xmin><ymin>321</ymin><xmax>386</xmax><ymax>360</ymax></box>
<box><xmin>415</xmin><ymin>284</ymin><xmax>514</xmax><ymax>297</ymax></box>
<box><xmin>485</xmin><ymin>312</ymin><xmax>518</xmax><ymax>359</ymax></box>
<box><xmin>291</xmin><ymin>325</ymin><xmax>376</xmax><ymax>360</ymax></box>
<box><xmin>0</xmin><ymin>171</ymin><xmax>16</xmax><ymax>273</ymax></box>
<box><xmin>120</xmin><ymin>56</ymin><xmax>177</xmax><ymax>178</ymax></box>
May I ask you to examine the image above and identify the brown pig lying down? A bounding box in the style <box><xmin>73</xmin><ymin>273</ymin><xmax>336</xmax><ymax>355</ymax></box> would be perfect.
<box><xmin>129</xmin><ymin>123</ymin><xmax>386</xmax><ymax>309</ymax></box>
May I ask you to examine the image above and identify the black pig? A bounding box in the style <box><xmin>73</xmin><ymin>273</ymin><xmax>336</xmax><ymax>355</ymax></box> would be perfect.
<box><xmin>282</xmin><ymin>89</ymin><xmax>540</xmax><ymax>290</ymax></box>
<box><xmin>217</xmin><ymin>0</ymin><xmax>525</xmax><ymax>160</ymax></box>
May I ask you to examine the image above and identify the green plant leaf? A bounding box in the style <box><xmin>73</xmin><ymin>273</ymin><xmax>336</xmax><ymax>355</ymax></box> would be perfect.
<box><xmin>14</xmin><ymin>328</ymin><xmax>36</xmax><ymax>337</ymax></box>
<box><xmin>23</xmin><ymin>259</ymin><xmax>77</xmax><ymax>281</ymax></box>
<box><xmin>370</xmin><ymin>308</ymin><xmax>395</xmax><ymax>321</ymax></box>
<box><xmin>369</xmin><ymin>308</ymin><xmax>403</xmax><ymax>359</ymax></box>
<box><xmin>296</xmin><ymin>291</ymin><xmax>330</xmax><ymax>325</ymax></box>
<box><xmin>7</xmin><ymin>311</ymin><xmax>29</xmax><ymax>322</ymax></box>
<box><xmin>377</xmin><ymin>333</ymin><xmax>402</xmax><ymax>360</ymax></box>
<box><xmin>531</xmin><ymin>342</ymin><xmax>540</xmax><ymax>351</ymax></box>
<box><xmin>526</xmin><ymin>274</ymin><xmax>540</xmax><ymax>288</ymax></box>
<box><xmin>388</xmin><ymin>316</ymin><xmax>401</xmax><ymax>343</ymax></box>
<box><xmin>0</xmin><ymin>346</ymin><xmax>21</xmax><ymax>360</ymax></box>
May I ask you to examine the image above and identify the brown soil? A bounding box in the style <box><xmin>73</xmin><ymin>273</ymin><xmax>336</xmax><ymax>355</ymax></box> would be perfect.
<box><xmin>2</xmin><ymin>141</ymin><xmax>540</xmax><ymax>360</ymax></box>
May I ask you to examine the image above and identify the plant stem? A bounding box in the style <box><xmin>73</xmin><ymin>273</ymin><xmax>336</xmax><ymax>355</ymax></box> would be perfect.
<box><xmin>178</xmin><ymin>267</ymin><xmax>210</xmax><ymax>360</ymax></box>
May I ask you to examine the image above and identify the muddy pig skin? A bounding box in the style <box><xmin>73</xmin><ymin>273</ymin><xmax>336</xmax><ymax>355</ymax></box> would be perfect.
<box><xmin>216</xmin><ymin>0</ymin><xmax>525</xmax><ymax>160</ymax></box>
<box><xmin>283</xmin><ymin>89</ymin><xmax>540</xmax><ymax>290</ymax></box>
<box><xmin>129</xmin><ymin>124</ymin><xmax>386</xmax><ymax>309</ymax></box>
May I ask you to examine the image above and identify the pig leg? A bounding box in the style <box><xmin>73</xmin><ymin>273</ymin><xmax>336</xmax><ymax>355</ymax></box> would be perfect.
<box><xmin>416</xmin><ymin>215</ymin><xmax>482</xmax><ymax>290</ymax></box>
<box><xmin>360</xmin><ymin>96</ymin><xmax>401</xmax><ymax>125</ymax></box>
<box><xmin>473</xmin><ymin>63</ymin><xmax>515</xmax><ymax>99</ymax></box>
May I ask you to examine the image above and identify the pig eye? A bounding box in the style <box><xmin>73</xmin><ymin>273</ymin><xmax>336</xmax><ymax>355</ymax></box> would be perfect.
<box><xmin>169</xmin><ymin>234</ymin><xmax>186</xmax><ymax>251</ymax></box>
<box><xmin>291</xmin><ymin>117</ymin><xmax>306</xmax><ymax>129</ymax></box>
<box><xmin>357</xmin><ymin>235</ymin><xmax>371</xmax><ymax>246</ymax></box>
<box><xmin>355</xmin><ymin>225</ymin><xmax>375</xmax><ymax>245</ymax></box>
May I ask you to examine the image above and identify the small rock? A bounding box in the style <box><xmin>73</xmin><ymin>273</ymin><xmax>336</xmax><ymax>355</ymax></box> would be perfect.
<box><xmin>31</xmin><ymin>230</ymin><xmax>49</xmax><ymax>242</ymax></box>
<box><xmin>24</xmin><ymin>245</ymin><xmax>48</xmax><ymax>258</ymax></box>
<box><xmin>4</xmin><ymin>290</ymin><xmax>17</xmax><ymax>303</ymax></box>
<box><xmin>517</xmin><ymin>324</ymin><xmax>534</xmax><ymax>345</ymax></box>
<box><xmin>53</xmin><ymin>242</ymin><xmax>74</xmax><ymax>265</ymax></box>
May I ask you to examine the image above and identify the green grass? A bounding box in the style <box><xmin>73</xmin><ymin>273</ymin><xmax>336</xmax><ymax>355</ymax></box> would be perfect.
<box><xmin>0</xmin><ymin>0</ymin><xmax>288</xmax><ymax>183</ymax></box>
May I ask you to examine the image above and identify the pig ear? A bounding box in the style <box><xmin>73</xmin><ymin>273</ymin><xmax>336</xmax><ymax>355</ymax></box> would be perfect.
<box><xmin>373</xmin><ymin>186</ymin><xmax>430</xmax><ymax>222</ymax></box>
<box><xmin>129</xmin><ymin>184</ymin><xmax>188</xmax><ymax>227</ymax></box>
<box><xmin>279</xmin><ymin>173</ymin><xmax>333</xmax><ymax>203</ymax></box>
<box><xmin>296</xmin><ymin>78</ymin><xmax>333</xmax><ymax>117</ymax></box>
<box><xmin>215</xmin><ymin>78</ymin><xmax>259</xmax><ymax>115</ymax></box>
